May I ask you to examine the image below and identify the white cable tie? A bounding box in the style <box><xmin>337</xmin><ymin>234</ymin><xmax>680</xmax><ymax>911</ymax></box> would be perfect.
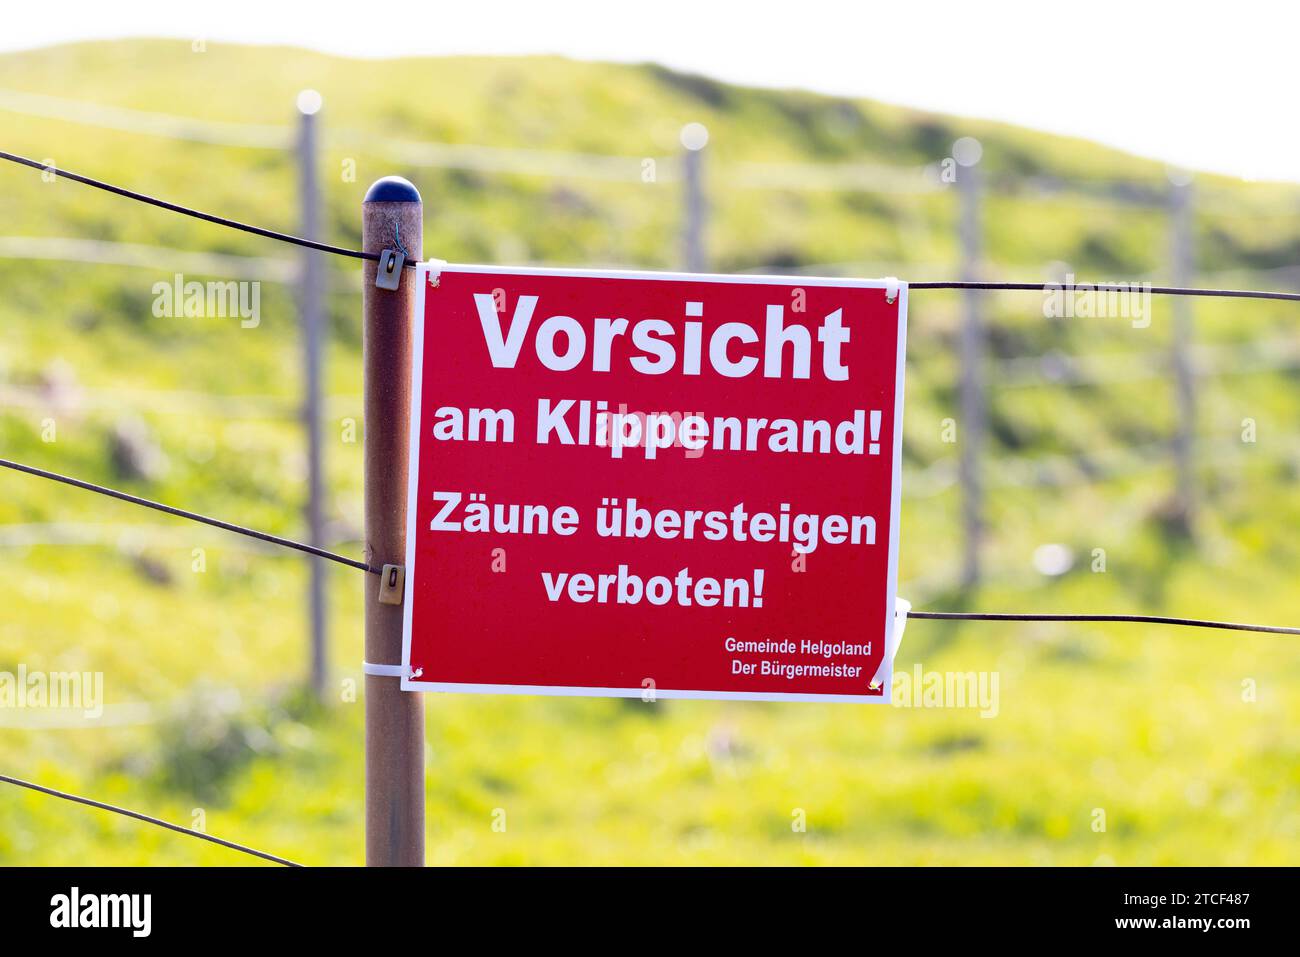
<box><xmin>870</xmin><ymin>597</ymin><xmax>911</xmax><ymax>690</ymax></box>
<box><xmin>425</xmin><ymin>258</ymin><xmax>448</xmax><ymax>286</ymax></box>
<box><xmin>883</xmin><ymin>276</ymin><xmax>902</xmax><ymax>305</ymax></box>
<box><xmin>363</xmin><ymin>661</ymin><xmax>407</xmax><ymax>678</ymax></box>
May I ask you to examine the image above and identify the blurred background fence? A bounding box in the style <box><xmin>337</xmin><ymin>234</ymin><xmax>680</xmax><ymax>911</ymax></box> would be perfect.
<box><xmin>4</xmin><ymin>83</ymin><xmax>1293</xmax><ymax>696</ymax></box>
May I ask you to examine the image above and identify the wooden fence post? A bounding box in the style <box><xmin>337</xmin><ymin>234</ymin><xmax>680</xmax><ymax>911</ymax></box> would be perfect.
<box><xmin>362</xmin><ymin>176</ymin><xmax>425</xmax><ymax>866</ymax></box>
<box><xmin>958</xmin><ymin>154</ymin><xmax>984</xmax><ymax>588</ymax></box>
<box><xmin>297</xmin><ymin>89</ymin><xmax>328</xmax><ymax>699</ymax></box>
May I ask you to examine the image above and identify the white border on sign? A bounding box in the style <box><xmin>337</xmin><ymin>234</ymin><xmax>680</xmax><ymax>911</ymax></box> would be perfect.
<box><xmin>399</xmin><ymin>262</ymin><xmax>908</xmax><ymax>703</ymax></box>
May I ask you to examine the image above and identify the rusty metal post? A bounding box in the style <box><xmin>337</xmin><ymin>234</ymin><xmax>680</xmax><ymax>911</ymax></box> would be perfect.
<box><xmin>362</xmin><ymin>176</ymin><xmax>424</xmax><ymax>866</ymax></box>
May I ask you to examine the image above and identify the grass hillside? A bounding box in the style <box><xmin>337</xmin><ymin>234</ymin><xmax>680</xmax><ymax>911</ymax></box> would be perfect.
<box><xmin>1</xmin><ymin>39</ymin><xmax>1299</xmax><ymax>865</ymax></box>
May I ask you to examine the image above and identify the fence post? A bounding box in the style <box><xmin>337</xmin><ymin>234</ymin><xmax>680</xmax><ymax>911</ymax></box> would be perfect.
<box><xmin>297</xmin><ymin>90</ymin><xmax>328</xmax><ymax>700</ymax></box>
<box><xmin>681</xmin><ymin>122</ymin><xmax>708</xmax><ymax>272</ymax></box>
<box><xmin>957</xmin><ymin>151</ymin><xmax>984</xmax><ymax>588</ymax></box>
<box><xmin>1169</xmin><ymin>172</ymin><xmax>1196</xmax><ymax>535</ymax></box>
<box><xmin>362</xmin><ymin>176</ymin><xmax>424</xmax><ymax>866</ymax></box>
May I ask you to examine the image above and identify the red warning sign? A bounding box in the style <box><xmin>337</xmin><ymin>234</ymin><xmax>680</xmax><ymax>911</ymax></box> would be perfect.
<box><xmin>401</xmin><ymin>264</ymin><xmax>906</xmax><ymax>701</ymax></box>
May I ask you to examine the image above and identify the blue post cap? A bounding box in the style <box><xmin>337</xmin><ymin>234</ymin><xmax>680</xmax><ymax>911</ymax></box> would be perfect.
<box><xmin>364</xmin><ymin>176</ymin><xmax>421</xmax><ymax>203</ymax></box>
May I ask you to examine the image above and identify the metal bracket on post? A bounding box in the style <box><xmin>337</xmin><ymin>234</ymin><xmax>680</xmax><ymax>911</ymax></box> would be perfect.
<box><xmin>377</xmin><ymin>563</ymin><xmax>405</xmax><ymax>605</ymax></box>
<box><xmin>375</xmin><ymin>248</ymin><xmax>405</xmax><ymax>290</ymax></box>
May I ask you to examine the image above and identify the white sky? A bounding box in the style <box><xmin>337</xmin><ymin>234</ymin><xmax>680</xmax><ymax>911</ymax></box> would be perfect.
<box><xmin>2</xmin><ymin>0</ymin><xmax>1296</xmax><ymax>182</ymax></box>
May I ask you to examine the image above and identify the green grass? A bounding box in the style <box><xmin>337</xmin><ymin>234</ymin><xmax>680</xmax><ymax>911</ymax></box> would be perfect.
<box><xmin>1</xmin><ymin>39</ymin><xmax>1299</xmax><ymax>865</ymax></box>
